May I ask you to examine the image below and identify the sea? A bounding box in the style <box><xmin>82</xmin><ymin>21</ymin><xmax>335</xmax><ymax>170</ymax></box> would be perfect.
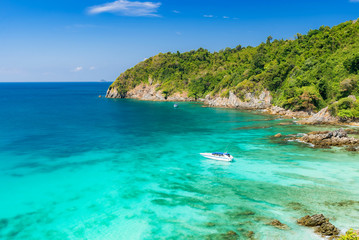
<box><xmin>0</xmin><ymin>82</ymin><xmax>358</xmax><ymax>240</ymax></box>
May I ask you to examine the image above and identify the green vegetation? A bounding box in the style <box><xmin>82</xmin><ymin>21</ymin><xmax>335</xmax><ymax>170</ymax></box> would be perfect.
<box><xmin>338</xmin><ymin>229</ymin><xmax>359</xmax><ymax>240</ymax></box>
<box><xmin>329</xmin><ymin>97</ymin><xmax>359</xmax><ymax>119</ymax></box>
<box><xmin>109</xmin><ymin>20</ymin><xmax>359</xmax><ymax>116</ymax></box>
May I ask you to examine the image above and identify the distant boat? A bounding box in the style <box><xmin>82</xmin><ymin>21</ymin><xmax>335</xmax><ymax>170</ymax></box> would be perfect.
<box><xmin>200</xmin><ymin>152</ymin><xmax>233</xmax><ymax>162</ymax></box>
<box><xmin>174</xmin><ymin>104</ymin><xmax>179</xmax><ymax>108</ymax></box>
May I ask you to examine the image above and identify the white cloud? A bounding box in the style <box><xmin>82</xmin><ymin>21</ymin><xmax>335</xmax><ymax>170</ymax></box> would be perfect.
<box><xmin>173</xmin><ymin>10</ymin><xmax>180</xmax><ymax>14</ymax></box>
<box><xmin>350</xmin><ymin>0</ymin><xmax>359</xmax><ymax>2</ymax></box>
<box><xmin>72</xmin><ymin>66</ymin><xmax>83</xmax><ymax>72</ymax></box>
<box><xmin>89</xmin><ymin>66</ymin><xmax>96</xmax><ymax>70</ymax></box>
<box><xmin>223</xmin><ymin>16</ymin><xmax>229</xmax><ymax>19</ymax></box>
<box><xmin>204</xmin><ymin>15</ymin><xmax>214</xmax><ymax>18</ymax></box>
<box><xmin>87</xmin><ymin>0</ymin><xmax>161</xmax><ymax>17</ymax></box>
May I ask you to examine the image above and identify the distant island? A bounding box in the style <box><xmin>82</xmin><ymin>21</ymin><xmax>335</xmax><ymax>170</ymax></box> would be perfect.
<box><xmin>107</xmin><ymin>19</ymin><xmax>359</xmax><ymax>124</ymax></box>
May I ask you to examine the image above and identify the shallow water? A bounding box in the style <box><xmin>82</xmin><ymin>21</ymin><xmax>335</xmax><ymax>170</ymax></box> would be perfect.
<box><xmin>0</xmin><ymin>83</ymin><xmax>358</xmax><ymax>240</ymax></box>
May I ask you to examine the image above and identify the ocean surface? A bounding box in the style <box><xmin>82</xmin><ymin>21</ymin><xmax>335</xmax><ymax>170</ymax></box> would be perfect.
<box><xmin>0</xmin><ymin>82</ymin><xmax>359</xmax><ymax>240</ymax></box>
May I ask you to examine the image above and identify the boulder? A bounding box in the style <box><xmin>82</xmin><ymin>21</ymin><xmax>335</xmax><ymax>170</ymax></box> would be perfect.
<box><xmin>297</xmin><ymin>214</ymin><xmax>327</xmax><ymax>227</ymax></box>
<box><xmin>315</xmin><ymin>221</ymin><xmax>340</xmax><ymax>236</ymax></box>
<box><xmin>297</xmin><ymin>214</ymin><xmax>340</xmax><ymax>237</ymax></box>
<box><xmin>274</xmin><ymin>133</ymin><xmax>282</xmax><ymax>138</ymax></box>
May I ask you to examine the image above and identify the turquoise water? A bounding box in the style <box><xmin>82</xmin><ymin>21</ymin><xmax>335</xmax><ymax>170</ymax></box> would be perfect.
<box><xmin>0</xmin><ymin>83</ymin><xmax>359</xmax><ymax>240</ymax></box>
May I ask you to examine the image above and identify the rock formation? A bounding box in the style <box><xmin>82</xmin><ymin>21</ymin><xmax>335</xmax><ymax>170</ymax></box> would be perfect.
<box><xmin>297</xmin><ymin>214</ymin><xmax>340</xmax><ymax>237</ymax></box>
<box><xmin>288</xmin><ymin>128</ymin><xmax>359</xmax><ymax>150</ymax></box>
<box><xmin>265</xmin><ymin>106</ymin><xmax>311</xmax><ymax>119</ymax></box>
<box><xmin>298</xmin><ymin>107</ymin><xmax>339</xmax><ymax>125</ymax></box>
<box><xmin>204</xmin><ymin>91</ymin><xmax>272</xmax><ymax>109</ymax></box>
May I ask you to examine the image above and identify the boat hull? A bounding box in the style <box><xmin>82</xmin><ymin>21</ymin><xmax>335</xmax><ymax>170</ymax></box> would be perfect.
<box><xmin>200</xmin><ymin>153</ymin><xmax>233</xmax><ymax>162</ymax></box>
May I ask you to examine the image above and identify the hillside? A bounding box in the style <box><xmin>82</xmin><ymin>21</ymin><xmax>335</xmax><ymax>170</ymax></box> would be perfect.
<box><xmin>107</xmin><ymin>20</ymin><xmax>359</xmax><ymax>119</ymax></box>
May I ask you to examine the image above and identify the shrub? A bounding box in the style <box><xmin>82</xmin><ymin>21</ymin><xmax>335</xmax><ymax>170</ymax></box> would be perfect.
<box><xmin>338</xmin><ymin>229</ymin><xmax>359</xmax><ymax>240</ymax></box>
<box><xmin>329</xmin><ymin>97</ymin><xmax>359</xmax><ymax>119</ymax></box>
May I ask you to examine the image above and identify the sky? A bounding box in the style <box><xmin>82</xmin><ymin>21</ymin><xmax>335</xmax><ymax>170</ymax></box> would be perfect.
<box><xmin>1</xmin><ymin>0</ymin><xmax>359</xmax><ymax>82</ymax></box>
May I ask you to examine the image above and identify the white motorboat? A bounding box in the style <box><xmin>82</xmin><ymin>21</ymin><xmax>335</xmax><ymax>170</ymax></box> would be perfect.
<box><xmin>200</xmin><ymin>152</ymin><xmax>233</xmax><ymax>162</ymax></box>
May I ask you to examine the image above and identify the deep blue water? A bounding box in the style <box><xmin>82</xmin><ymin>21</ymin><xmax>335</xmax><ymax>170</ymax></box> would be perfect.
<box><xmin>0</xmin><ymin>83</ymin><xmax>359</xmax><ymax>240</ymax></box>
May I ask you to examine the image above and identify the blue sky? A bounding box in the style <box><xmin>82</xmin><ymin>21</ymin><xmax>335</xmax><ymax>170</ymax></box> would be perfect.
<box><xmin>1</xmin><ymin>0</ymin><xmax>359</xmax><ymax>82</ymax></box>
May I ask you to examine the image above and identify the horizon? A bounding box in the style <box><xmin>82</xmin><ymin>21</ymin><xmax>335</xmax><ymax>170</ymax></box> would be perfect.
<box><xmin>1</xmin><ymin>0</ymin><xmax>359</xmax><ymax>82</ymax></box>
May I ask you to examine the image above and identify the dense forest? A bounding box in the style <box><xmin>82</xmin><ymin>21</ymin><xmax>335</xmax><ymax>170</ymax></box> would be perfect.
<box><xmin>108</xmin><ymin>20</ymin><xmax>359</xmax><ymax>118</ymax></box>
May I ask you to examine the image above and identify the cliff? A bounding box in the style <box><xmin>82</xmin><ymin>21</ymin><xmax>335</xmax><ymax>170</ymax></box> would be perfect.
<box><xmin>106</xmin><ymin>82</ymin><xmax>272</xmax><ymax>109</ymax></box>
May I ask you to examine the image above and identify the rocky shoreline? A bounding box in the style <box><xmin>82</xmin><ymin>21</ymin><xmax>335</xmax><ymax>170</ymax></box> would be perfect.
<box><xmin>106</xmin><ymin>84</ymin><xmax>359</xmax><ymax>126</ymax></box>
<box><xmin>106</xmin><ymin>84</ymin><xmax>272</xmax><ymax>109</ymax></box>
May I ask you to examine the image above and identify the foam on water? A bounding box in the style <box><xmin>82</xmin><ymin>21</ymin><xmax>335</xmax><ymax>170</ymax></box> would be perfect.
<box><xmin>0</xmin><ymin>83</ymin><xmax>359</xmax><ymax>240</ymax></box>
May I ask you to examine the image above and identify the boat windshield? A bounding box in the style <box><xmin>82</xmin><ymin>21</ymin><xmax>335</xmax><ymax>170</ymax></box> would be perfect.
<box><xmin>212</xmin><ymin>152</ymin><xmax>231</xmax><ymax>157</ymax></box>
<box><xmin>212</xmin><ymin>152</ymin><xmax>224</xmax><ymax>156</ymax></box>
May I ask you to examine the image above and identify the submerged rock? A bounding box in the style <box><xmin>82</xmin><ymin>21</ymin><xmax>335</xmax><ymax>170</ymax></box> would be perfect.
<box><xmin>206</xmin><ymin>222</ymin><xmax>216</xmax><ymax>227</ymax></box>
<box><xmin>246</xmin><ymin>231</ymin><xmax>255</xmax><ymax>239</ymax></box>
<box><xmin>274</xmin><ymin>133</ymin><xmax>282</xmax><ymax>138</ymax></box>
<box><xmin>220</xmin><ymin>231</ymin><xmax>239</xmax><ymax>240</ymax></box>
<box><xmin>226</xmin><ymin>231</ymin><xmax>238</xmax><ymax>236</ymax></box>
<box><xmin>277</xmin><ymin>122</ymin><xmax>293</xmax><ymax>126</ymax></box>
<box><xmin>268</xmin><ymin>220</ymin><xmax>289</xmax><ymax>230</ymax></box>
<box><xmin>235</xmin><ymin>126</ymin><xmax>271</xmax><ymax>130</ymax></box>
<box><xmin>240</xmin><ymin>211</ymin><xmax>256</xmax><ymax>216</ymax></box>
